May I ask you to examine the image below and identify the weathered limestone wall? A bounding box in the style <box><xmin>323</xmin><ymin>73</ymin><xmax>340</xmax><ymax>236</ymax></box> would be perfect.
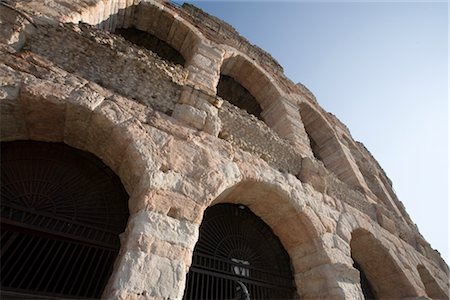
<box><xmin>180</xmin><ymin>3</ymin><xmax>285</xmax><ymax>77</ymax></box>
<box><xmin>219</xmin><ymin>100</ymin><xmax>304</xmax><ymax>175</ymax></box>
<box><xmin>24</xmin><ymin>22</ymin><xmax>186</xmax><ymax>114</ymax></box>
<box><xmin>1</xmin><ymin>1</ymin><xmax>448</xmax><ymax>299</ymax></box>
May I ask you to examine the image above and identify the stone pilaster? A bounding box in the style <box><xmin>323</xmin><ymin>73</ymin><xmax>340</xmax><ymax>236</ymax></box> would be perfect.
<box><xmin>103</xmin><ymin>209</ymin><xmax>199</xmax><ymax>299</ymax></box>
<box><xmin>173</xmin><ymin>40</ymin><xmax>224</xmax><ymax>136</ymax></box>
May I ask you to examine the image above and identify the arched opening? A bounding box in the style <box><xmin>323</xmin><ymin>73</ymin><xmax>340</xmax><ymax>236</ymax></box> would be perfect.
<box><xmin>0</xmin><ymin>141</ymin><xmax>129</xmax><ymax>299</ymax></box>
<box><xmin>116</xmin><ymin>27</ymin><xmax>185</xmax><ymax>66</ymax></box>
<box><xmin>88</xmin><ymin>2</ymin><xmax>197</xmax><ymax>65</ymax></box>
<box><xmin>417</xmin><ymin>265</ymin><xmax>448</xmax><ymax>299</ymax></box>
<box><xmin>299</xmin><ymin>102</ymin><xmax>364</xmax><ymax>188</ymax></box>
<box><xmin>183</xmin><ymin>203</ymin><xmax>295</xmax><ymax>299</ymax></box>
<box><xmin>218</xmin><ymin>56</ymin><xmax>277</xmax><ymax>121</ymax></box>
<box><xmin>299</xmin><ymin>102</ymin><xmax>338</xmax><ymax>164</ymax></box>
<box><xmin>217</xmin><ymin>74</ymin><xmax>262</xmax><ymax>120</ymax></box>
<box><xmin>350</xmin><ymin>229</ymin><xmax>417</xmax><ymax>299</ymax></box>
<box><xmin>352</xmin><ymin>259</ymin><xmax>377</xmax><ymax>299</ymax></box>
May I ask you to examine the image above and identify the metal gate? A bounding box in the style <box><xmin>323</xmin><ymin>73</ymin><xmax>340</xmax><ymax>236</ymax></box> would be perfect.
<box><xmin>0</xmin><ymin>141</ymin><xmax>129</xmax><ymax>299</ymax></box>
<box><xmin>183</xmin><ymin>204</ymin><xmax>296</xmax><ymax>299</ymax></box>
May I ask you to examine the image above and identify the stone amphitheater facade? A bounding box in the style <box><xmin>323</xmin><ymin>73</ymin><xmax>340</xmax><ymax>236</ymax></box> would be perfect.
<box><xmin>0</xmin><ymin>0</ymin><xmax>448</xmax><ymax>299</ymax></box>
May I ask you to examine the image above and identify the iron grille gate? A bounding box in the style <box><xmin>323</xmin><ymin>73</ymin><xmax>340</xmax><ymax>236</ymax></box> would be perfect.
<box><xmin>183</xmin><ymin>204</ymin><xmax>296</xmax><ymax>299</ymax></box>
<box><xmin>0</xmin><ymin>141</ymin><xmax>129</xmax><ymax>299</ymax></box>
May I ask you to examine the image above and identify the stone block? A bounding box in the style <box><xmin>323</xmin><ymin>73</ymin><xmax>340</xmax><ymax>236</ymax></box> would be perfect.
<box><xmin>64</xmin><ymin>84</ymin><xmax>105</xmax><ymax>149</ymax></box>
<box><xmin>130</xmin><ymin>189</ymin><xmax>205</xmax><ymax>224</ymax></box>
<box><xmin>0</xmin><ymin>66</ymin><xmax>28</xmax><ymax>141</ymax></box>
<box><xmin>377</xmin><ymin>211</ymin><xmax>398</xmax><ymax>236</ymax></box>
<box><xmin>127</xmin><ymin>210</ymin><xmax>199</xmax><ymax>249</ymax></box>
<box><xmin>172</xmin><ymin>103</ymin><xmax>206</xmax><ymax>130</ymax></box>
<box><xmin>19</xmin><ymin>79</ymin><xmax>70</xmax><ymax>142</ymax></box>
<box><xmin>203</xmin><ymin>114</ymin><xmax>221</xmax><ymax>136</ymax></box>
<box><xmin>85</xmin><ymin>99</ymin><xmax>131</xmax><ymax>157</ymax></box>
<box><xmin>106</xmin><ymin>250</ymin><xmax>186</xmax><ymax>299</ymax></box>
<box><xmin>117</xmin><ymin>131</ymin><xmax>164</xmax><ymax>194</ymax></box>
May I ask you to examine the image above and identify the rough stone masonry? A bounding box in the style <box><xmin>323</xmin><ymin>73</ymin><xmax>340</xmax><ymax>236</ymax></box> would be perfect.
<box><xmin>0</xmin><ymin>0</ymin><xmax>448</xmax><ymax>299</ymax></box>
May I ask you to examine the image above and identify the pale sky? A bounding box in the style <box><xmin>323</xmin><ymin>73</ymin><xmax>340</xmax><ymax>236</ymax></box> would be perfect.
<box><xmin>185</xmin><ymin>1</ymin><xmax>449</xmax><ymax>263</ymax></box>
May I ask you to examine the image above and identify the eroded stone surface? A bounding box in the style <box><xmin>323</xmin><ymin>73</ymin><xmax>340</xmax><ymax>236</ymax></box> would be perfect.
<box><xmin>0</xmin><ymin>1</ymin><xmax>448</xmax><ymax>299</ymax></box>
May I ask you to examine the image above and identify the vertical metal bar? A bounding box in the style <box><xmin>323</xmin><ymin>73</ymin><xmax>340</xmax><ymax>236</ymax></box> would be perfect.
<box><xmin>0</xmin><ymin>231</ymin><xmax>18</xmax><ymax>257</ymax></box>
<box><xmin>191</xmin><ymin>271</ymin><xmax>196</xmax><ymax>300</ymax></box>
<box><xmin>58</xmin><ymin>243</ymin><xmax>83</xmax><ymax>293</ymax></box>
<box><xmin>34</xmin><ymin>238</ymin><xmax>63</xmax><ymax>291</ymax></box>
<box><xmin>24</xmin><ymin>237</ymin><xmax>63</xmax><ymax>291</ymax></box>
<box><xmin>205</xmin><ymin>269</ymin><xmax>209</xmax><ymax>299</ymax></box>
<box><xmin>215</xmin><ymin>276</ymin><xmax>218</xmax><ymax>300</ymax></box>
<box><xmin>3</xmin><ymin>233</ymin><xmax>37</xmax><ymax>283</ymax></box>
<box><xmin>13</xmin><ymin>234</ymin><xmax>47</xmax><ymax>289</ymax></box>
<box><xmin>70</xmin><ymin>247</ymin><xmax>97</xmax><ymax>295</ymax></box>
<box><xmin>41</xmin><ymin>241</ymin><xmax>71</xmax><ymax>291</ymax></box>
<box><xmin>20</xmin><ymin>236</ymin><xmax>53</xmax><ymax>291</ymax></box>
<box><xmin>197</xmin><ymin>272</ymin><xmax>202</xmax><ymax>300</ymax></box>
<box><xmin>87</xmin><ymin>248</ymin><xmax>111</xmax><ymax>297</ymax></box>
<box><xmin>68</xmin><ymin>245</ymin><xmax>94</xmax><ymax>296</ymax></box>
<box><xmin>189</xmin><ymin>270</ymin><xmax>195</xmax><ymax>300</ymax></box>
<box><xmin>83</xmin><ymin>247</ymin><xmax>104</xmax><ymax>296</ymax></box>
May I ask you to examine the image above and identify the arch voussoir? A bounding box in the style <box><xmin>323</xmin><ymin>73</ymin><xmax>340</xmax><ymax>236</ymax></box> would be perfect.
<box><xmin>207</xmin><ymin>174</ymin><xmax>357</xmax><ymax>299</ymax></box>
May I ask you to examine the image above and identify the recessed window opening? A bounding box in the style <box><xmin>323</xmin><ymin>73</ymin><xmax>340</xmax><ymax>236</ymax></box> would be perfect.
<box><xmin>298</xmin><ymin>104</ymin><xmax>331</xmax><ymax>165</ymax></box>
<box><xmin>116</xmin><ymin>27</ymin><xmax>185</xmax><ymax>66</ymax></box>
<box><xmin>217</xmin><ymin>74</ymin><xmax>263</xmax><ymax>120</ymax></box>
<box><xmin>183</xmin><ymin>203</ymin><xmax>295</xmax><ymax>299</ymax></box>
<box><xmin>0</xmin><ymin>141</ymin><xmax>129</xmax><ymax>299</ymax></box>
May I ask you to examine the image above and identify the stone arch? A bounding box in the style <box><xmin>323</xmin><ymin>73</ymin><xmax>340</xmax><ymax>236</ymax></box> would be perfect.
<box><xmin>350</xmin><ymin>228</ymin><xmax>418</xmax><ymax>299</ymax></box>
<box><xmin>1</xmin><ymin>77</ymin><xmax>176</xmax><ymax>297</ymax></box>
<box><xmin>219</xmin><ymin>54</ymin><xmax>282</xmax><ymax>119</ymax></box>
<box><xmin>299</xmin><ymin>102</ymin><xmax>366</xmax><ymax>189</ymax></box>
<box><xmin>417</xmin><ymin>264</ymin><xmax>448</xmax><ymax>299</ymax></box>
<box><xmin>1</xmin><ymin>79</ymin><xmax>160</xmax><ymax>197</ymax></box>
<box><xmin>183</xmin><ymin>203</ymin><xmax>296</xmax><ymax>299</ymax></box>
<box><xmin>66</xmin><ymin>0</ymin><xmax>202</xmax><ymax>64</ymax></box>
<box><xmin>0</xmin><ymin>140</ymin><xmax>130</xmax><ymax>298</ymax></box>
<box><xmin>200</xmin><ymin>180</ymin><xmax>338</xmax><ymax>298</ymax></box>
<box><xmin>217</xmin><ymin>53</ymin><xmax>310</xmax><ymax>151</ymax></box>
<box><xmin>211</xmin><ymin>180</ymin><xmax>322</xmax><ymax>252</ymax></box>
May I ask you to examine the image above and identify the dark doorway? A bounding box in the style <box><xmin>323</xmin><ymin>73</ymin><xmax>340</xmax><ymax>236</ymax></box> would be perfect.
<box><xmin>183</xmin><ymin>204</ymin><xmax>295</xmax><ymax>299</ymax></box>
<box><xmin>0</xmin><ymin>141</ymin><xmax>129</xmax><ymax>299</ymax></box>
